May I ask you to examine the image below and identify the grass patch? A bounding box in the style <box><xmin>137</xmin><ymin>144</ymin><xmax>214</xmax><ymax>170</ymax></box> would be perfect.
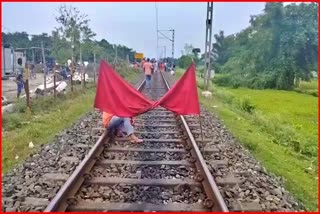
<box><xmin>202</xmin><ymin>96</ymin><xmax>318</xmax><ymax>210</ymax></box>
<box><xmin>2</xmin><ymin>64</ymin><xmax>140</xmax><ymax>173</ymax></box>
<box><xmin>225</xmin><ymin>87</ymin><xmax>317</xmax><ymax>154</ymax></box>
<box><xmin>2</xmin><ymin>88</ymin><xmax>96</xmax><ymax>173</ymax></box>
<box><xmin>175</xmin><ymin>67</ymin><xmax>318</xmax><ymax>210</ymax></box>
<box><xmin>299</xmin><ymin>80</ymin><xmax>318</xmax><ymax>91</ymax></box>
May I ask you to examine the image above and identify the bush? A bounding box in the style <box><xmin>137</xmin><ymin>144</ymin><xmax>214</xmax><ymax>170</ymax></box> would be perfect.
<box><xmin>213</xmin><ymin>74</ymin><xmax>233</xmax><ymax>87</ymax></box>
<box><xmin>231</xmin><ymin>80</ymin><xmax>240</xmax><ymax>89</ymax></box>
<box><xmin>178</xmin><ymin>55</ymin><xmax>193</xmax><ymax>69</ymax></box>
<box><xmin>310</xmin><ymin>91</ymin><xmax>318</xmax><ymax>97</ymax></box>
<box><xmin>214</xmin><ymin>89</ymin><xmax>235</xmax><ymax>104</ymax></box>
<box><xmin>246</xmin><ymin>142</ymin><xmax>257</xmax><ymax>151</ymax></box>
<box><xmin>301</xmin><ymin>142</ymin><xmax>317</xmax><ymax>157</ymax></box>
<box><xmin>2</xmin><ymin>114</ymin><xmax>23</xmax><ymax>130</ymax></box>
<box><xmin>214</xmin><ymin>73</ymin><xmax>244</xmax><ymax>88</ymax></box>
<box><xmin>290</xmin><ymin>140</ymin><xmax>301</xmax><ymax>153</ymax></box>
<box><xmin>15</xmin><ymin>100</ymin><xmax>28</xmax><ymax>113</ymax></box>
<box><xmin>238</xmin><ymin>96</ymin><xmax>255</xmax><ymax>113</ymax></box>
<box><xmin>213</xmin><ymin>72</ymin><xmax>279</xmax><ymax>90</ymax></box>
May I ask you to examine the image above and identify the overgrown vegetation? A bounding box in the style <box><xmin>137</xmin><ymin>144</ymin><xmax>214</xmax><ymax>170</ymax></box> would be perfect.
<box><xmin>211</xmin><ymin>3</ymin><xmax>318</xmax><ymax>90</ymax></box>
<box><xmin>177</xmin><ymin>44</ymin><xmax>202</xmax><ymax>69</ymax></box>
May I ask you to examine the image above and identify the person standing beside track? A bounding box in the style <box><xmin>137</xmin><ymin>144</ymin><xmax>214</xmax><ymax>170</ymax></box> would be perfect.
<box><xmin>15</xmin><ymin>72</ymin><xmax>24</xmax><ymax>99</ymax></box>
<box><xmin>14</xmin><ymin>58</ymin><xmax>25</xmax><ymax>99</ymax></box>
<box><xmin>143</xmin><ymin>58</ymin><xmax>153</xmax><ymax>88</ymax></box>
<box><xmin>103</xmin><ymin>112</ymin><xmax>143</xmax><ymax>143</ymax></box>
<box><xmin>154</xmin><ymin>60</ymin><xmax>158</xmax><ymax>73</ymax></box>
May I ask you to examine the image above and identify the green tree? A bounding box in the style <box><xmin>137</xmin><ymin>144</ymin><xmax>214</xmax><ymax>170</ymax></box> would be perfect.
<box><xmin>55</xmin><ymin>4</ymin><xmax>96</xmax><ymax>63</ymax></box>
<box><xmin>177</xmin><ymin>55</ymin><xmax>193</xmax><ymax>69</ymax></box>
<box><xmin>178</xmin><ymin>43</ymin><xmax>200</xmax><ymax>68</ymax></box>
<box><xmin>212</xmin><ymin>2</ymin><xmax>318</xmax><ymax>90</ymax></box>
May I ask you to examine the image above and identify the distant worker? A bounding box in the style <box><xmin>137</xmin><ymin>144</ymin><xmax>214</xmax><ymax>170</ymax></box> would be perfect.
<box><xmin>141</xmin><ymin>58</ymin><xmax>146</xmax><ymax>72</ymax></box>
<box><xmin>171</xmin><ymin>64</ymin><xmax>176</xmax><ymax>76</ymax></box>
<box><xmin>160</xmin><ymin>62</ymin><xmax>165</xmax><ymax>72</ymax></box>
<box><xmin>143</xmin><ymin>58</ymin><xmax>153</xmax><ymax>88</ymax></box>
<box><xmin>154</xmin><ymin>60</ymin><xmax>158</xmax><ymax>73</ymax></box>
<box><xmin>151</xmin><ymin>61</ymin><xmax>156</xmax><ymax>74</ymax></box>
<box><xmin>103</xmin><ymin>112</ymin><xmax>143</xmax><ymax>143</ymax></box>
<box><xmin>15</xmin><ymin>73</ymin><xmax>24</xmax><ymax>99</ymax></box>
<box><xmin>30</xmin><ymin>64</ymin><xmax>36</xmax><ymax>79</ymax></box>
<box><xmin>14</xmin><ymin>58</ymin><xmax>25</xmax><ymax>99</ymax></box>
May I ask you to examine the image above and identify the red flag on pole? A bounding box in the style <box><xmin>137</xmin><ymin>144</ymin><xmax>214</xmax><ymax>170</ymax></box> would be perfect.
<box><xmin>154</xmin><ymin>63</ymin><xmax>200</xmax><ymax>115</ymax></box>
<box><xmin>94</xmin><ymin>60</ymin><xmax>154</xmax><ymax>117</ymax></box>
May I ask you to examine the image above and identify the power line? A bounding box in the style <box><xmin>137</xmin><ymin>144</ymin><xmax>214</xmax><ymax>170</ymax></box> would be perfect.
<box><xmin>158</xmin><ymin>31</ymin><xmax>172</xmax><ymax>42</ymax></box>
<box><xmin>155</xmin><ymin>3</ymin><xmax>175</xmax><ymax>63</ymax></box>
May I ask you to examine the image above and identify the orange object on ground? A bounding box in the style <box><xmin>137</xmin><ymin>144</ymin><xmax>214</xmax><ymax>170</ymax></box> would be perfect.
<box><xmin>103</xmin><ymin>112</ymin><xmax>135</xmax><ymax>128</ymax></box>
<box><xmin>103</xmin><ymin>112</ymin><xmax>113</xmax><ymax>127</ymax></box>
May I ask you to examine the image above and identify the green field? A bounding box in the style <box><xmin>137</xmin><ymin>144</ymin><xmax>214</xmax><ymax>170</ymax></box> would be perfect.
<box><xmin>176</xmin><ymin>68</ymin><xmax>318</xmax><ymax>210</ymax></box>
<box><xmin>225</xmin><ymin>87</ymin><xmax>317</xmax><ymax>151</ymax></box>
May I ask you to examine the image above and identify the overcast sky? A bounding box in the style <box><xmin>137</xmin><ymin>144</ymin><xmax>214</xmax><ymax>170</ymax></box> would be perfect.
<box><xmin>2</xmin><ymin>2</ymin><xmax>267</xmax><ymax>58</ymax></box>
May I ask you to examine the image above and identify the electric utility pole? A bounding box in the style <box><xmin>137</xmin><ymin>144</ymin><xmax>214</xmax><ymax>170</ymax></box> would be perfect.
<box><xmin>204</xmin><ymin>2</ymin><xmax>213</xmax><ymax>90</ymax></box>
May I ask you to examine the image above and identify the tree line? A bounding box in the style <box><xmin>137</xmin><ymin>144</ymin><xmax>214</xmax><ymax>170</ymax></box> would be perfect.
<box><xmin>212</xmin><ymin>2</ymin><xmax>318</xmax><ymax>90</ymax></box>
<box><xmin>178</xmin><ymin>3</ymin><xmax>318</xmax><ymax>90</ymax></box>
<box><xmin>2</xmin><ymin>4</ymin><xmax>137</xmax><ymax>66</ymax></box>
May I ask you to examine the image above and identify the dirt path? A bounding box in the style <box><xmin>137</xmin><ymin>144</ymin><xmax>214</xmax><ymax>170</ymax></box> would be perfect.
<box><xmin>2</xmin><ymin>74</ymin><xmax>47</xmax><ymax>102</ymax></box>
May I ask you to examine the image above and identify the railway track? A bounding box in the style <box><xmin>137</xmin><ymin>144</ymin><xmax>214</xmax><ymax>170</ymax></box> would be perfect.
<box><xmin>44</xmin><ymin>71</ymin><xmax>228</xmax><ymax>212</ymax></box>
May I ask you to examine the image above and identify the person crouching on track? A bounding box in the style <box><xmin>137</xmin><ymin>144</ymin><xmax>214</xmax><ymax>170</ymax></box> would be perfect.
<box><xmin>103</xmin><ymin>112</ymin><xmax>143</xmax><ymax>143</ymax></box>
<box><xmin>143</xmin><ymin>58</ymin><xmax>153</xmax><ymax>88</ymax></box>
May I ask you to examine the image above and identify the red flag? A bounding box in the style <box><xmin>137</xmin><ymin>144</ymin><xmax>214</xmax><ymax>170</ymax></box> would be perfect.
<box><xmin>154</xmin><ymin>63</ymin><xmax>200</xmax><ymax>115</ymax></box>
<box><xmin>94</xmin><ymin>60</ymin><xmax>154</xmax><ymax>117</ymax></box>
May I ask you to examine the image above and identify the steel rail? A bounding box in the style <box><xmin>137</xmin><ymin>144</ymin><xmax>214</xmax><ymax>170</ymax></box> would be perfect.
<box><xmin>160</xmin><ymin>71</ymin><xmax>228</xmax><ymax>212</ymax></box>
<box><xmin>44</xmin><ymin>79</ymin><xmax>146</xmax><ymax>212</ymax></box>
<box><xmin>45</xmin><ymin>71</ymin><xmax>228</xmax><ymax>212</ymax></box>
